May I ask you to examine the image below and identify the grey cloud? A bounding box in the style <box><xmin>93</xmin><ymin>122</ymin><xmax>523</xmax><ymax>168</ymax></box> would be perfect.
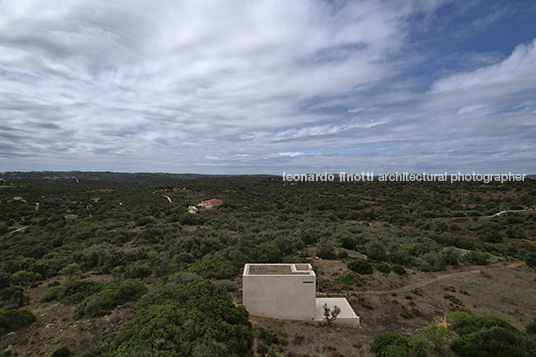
<box><xmin>0</xmin><ymin>1</ymin><xmax>534</xmax><ymax>173</ymax></box>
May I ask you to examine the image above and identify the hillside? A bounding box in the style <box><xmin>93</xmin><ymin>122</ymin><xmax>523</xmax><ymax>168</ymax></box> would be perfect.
<box><xmin>0</xmin><ymin>175</ymin><xmax>535</xmax><ymax>356</ymax></box>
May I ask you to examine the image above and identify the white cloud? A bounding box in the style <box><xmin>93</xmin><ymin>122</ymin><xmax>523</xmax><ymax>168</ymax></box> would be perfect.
<box><xmin>0</xmin><ymin>1</ymin><xmax>534</xmax><ymax>174</ymax></box>
<box><xmin>431</xmin><ymin>39</ymin><xmax>536</xmax><ymax>94</ymax></box>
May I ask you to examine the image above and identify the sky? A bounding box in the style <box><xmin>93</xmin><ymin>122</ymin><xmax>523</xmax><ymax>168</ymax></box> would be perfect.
<box><xmin>0</xmin><ymin>0</ymin><xmax>535</xmax><ymax>175</ymax></box>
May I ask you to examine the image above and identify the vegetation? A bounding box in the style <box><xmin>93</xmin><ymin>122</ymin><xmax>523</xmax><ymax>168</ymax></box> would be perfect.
<box><xmin>376</xmin><ymin>264</ymin><xmax>391</xmax><ymax>273</ymax></box>
<box><xmin>0</xmin><ymin>173</ymin><xmax>535</xmax><ymax>355</ymax></box>
<box><xmin>108</xmin><ymin>279</ymin><xmax>252</xmax><ymax>356</ymax></box>
<box><xmin>73</xmin><ymin>279</ymin><xmax>147</xmax><ymax>318</ymax></box>
<box><xmin>323</xmin><ymin>303</ymin><xmax>341</xmax><ymax>327</ymax></box>
<box><xmin>347</xmin><ymin>258</ymin><xmax>373</xmax><ymax>274</ymax></box>
<box><xmin>0</xmin><ymin>310</ymin><xmax>36</xmax><ymax>335</ymax></box>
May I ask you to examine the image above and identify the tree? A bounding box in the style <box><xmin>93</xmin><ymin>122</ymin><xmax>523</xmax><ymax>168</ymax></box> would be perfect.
<box><xmin>366</xmin><ymin>239</ymin><xmax>387</xmax><ymax>261</ymax></box>
<box><xmin>338</xmin><ymin>272</ymin><xmax>359</xmax><ymax>298</ymax></box>
<box><xmin>408</xmin><ymin>334</ymin><xmax>431</xmax><ymax>357</ymax></box>
<box><xmin>323</xmin><ymin>303</ymin><xmax>341</xmax><ymax>326</ymax></box>
<box><xmin>441</xmin><ymin>247</ymin><xmax>460</xmax><ymax>266</ymax></box>
<box><xmin>371</xmin><ymin>332</ymin><xmax>410</xmax><ymax>357</ymax></box>
<box><xmin>316</xmin><ymin>238</ymin><xmax>336</xmax><ymax>259</ymax></box>
<box><xmin>59</xmin><ymin>263</ymin><xmax>80</xmax><ymax>277</ymax></box>
<box><xmin>0</xmin><ymin>309</ymin><xmax>36</xmax><ymax>335</ymax></box>
<box><xmin>422</xmin><ymin>325</ymin><xmax>452</xmax><ymax>356</ymax></box>
<box><xmin>347</xmin><ymin>258</ymin><xmax>373</xmax><ymax>274</ymax></box>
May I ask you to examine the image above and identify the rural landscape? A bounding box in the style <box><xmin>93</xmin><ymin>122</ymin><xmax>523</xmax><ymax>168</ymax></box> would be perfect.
<box><xmin>0</xmin><ymin>172</ymin><xmax>535</xmax><ymax>356</ymax></box>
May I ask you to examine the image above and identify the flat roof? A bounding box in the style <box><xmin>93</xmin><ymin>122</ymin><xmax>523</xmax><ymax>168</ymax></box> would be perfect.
<box><xmin>244</xmin><ymin>263</ymin><xmax>315</xmax><ymax>276</ymax></box>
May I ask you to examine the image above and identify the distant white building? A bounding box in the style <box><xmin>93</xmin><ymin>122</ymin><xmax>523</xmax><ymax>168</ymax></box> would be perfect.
<box><xmin>188</xmin><ymin>205</ymin><xmax>199</xmax><ymax>214</ymax></box>
<box><xmin>242</xmin><ymin>263</ymin><xmax>360</xmax><ymax>325</ymax></box>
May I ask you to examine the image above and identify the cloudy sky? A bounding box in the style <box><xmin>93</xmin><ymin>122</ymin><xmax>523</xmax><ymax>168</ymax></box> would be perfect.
<box><xmin>1</xmin><ymin>0</ymin><xmax>535</xmax><ymax>175</ymax></box>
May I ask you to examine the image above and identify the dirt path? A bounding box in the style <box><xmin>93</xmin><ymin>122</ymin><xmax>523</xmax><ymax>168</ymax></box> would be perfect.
<box><xmin>360</xmin><ymin>262</ymin><xmax>525</xmax><ymax>296</ymax></box>
<box><xmin>162</xmin><ymin>195</ymin><xmax>172</xmax><ymax>203</ymax></box>
<box><xmin>9</xmin><ymin>226</ymin><xmax>29</xmax><ymax>234</ymax></box>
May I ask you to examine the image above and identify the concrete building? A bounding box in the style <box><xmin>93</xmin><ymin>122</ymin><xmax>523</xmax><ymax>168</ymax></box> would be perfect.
<box><xmin>198</xmin><ymin>199</ymin><xmax>223</xmax><ymax>210</ymax></box>
<box><xmin>242</xmin><ymin>263</ymin><xmax>359</xmax><ymax>325</ymax></box>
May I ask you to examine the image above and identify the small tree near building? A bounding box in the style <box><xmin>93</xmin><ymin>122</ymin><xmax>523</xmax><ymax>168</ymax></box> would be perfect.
<box><xmin>338</xmin><ymin>272</ymin><xmax>359</xmax><ymax>298</ymax></box>
<box><xmin>323</xmin><ymin>303</ymin><xmax>341</xmax><ymax>326</ymax></box>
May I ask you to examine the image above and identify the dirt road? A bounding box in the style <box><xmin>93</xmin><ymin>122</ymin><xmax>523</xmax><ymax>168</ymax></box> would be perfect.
<box><xmin>360</xmin><ymin>262</ymin><xmax>525</xmax><ymax>296</ymax></box>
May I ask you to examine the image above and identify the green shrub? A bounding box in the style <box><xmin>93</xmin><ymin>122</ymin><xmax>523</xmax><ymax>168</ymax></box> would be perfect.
<box><xmin>527</xmin><ymin>318</ymin><xmax>536</xmax><ymax>335</ymax></box>
<box><xmin>221</xmin><ymin>283</ymin><xmax>235</xmax><ymax>292</ymax></box>
<box><xmin>40</xmin><ymin>286</ymin><xmax>62</xmax><ymax>303</ymax></box>
<box><xmin>460</xmin><ymin>251</ymin><xmax>490</xmax><ymax>266</ymax></box>
<box><xmin>135</xmin><ymin>216</ymin><xmax>155</xmax><ymax>226</ymax></box>
<box><xmin>450</xmin><ymin>313</ymin><xmax>522</xmax><ymax>336</ymax></box>
<box><xmin>347</xmin><ymin>259</ymin><xmax>373</xmax><ymax>274</ymax></box>
<box><xmin>449</xmin><ymin>333</ymin><xmax>478</xmax><ymax>357</ymax></box>
<box><xmin>73</xmin><ymin>279</ymin><xmax>147</xmax><ymax>319</ymax></box>
<box><xmin>259</xmin><ymin>327</ymin><xmax>278</xmax><ymax>346</ymax></box>
<box><xmin>0</xmin><ymin>286</ymin><xmax>25</xmax><ymax>308</ymax></box>
<box><xmin>108</xmin><ymin>280</ymin><xmax>252</xmax><ymax>356</ymax></box>
<box><xmin>73</xmin><ymin>290</ymin><xmax>117</xmax><ymax>318</ymax></box>
<box><xmin>0</xmin><ymin>309</ymin><xmax>36</xmax><ymax>335</ymax></box>
<box><xmin>392</xmin><ymin>265</ymin><xmax>407</xmax><ymax>275</ymax></box>
<box><xmin>370</xmin><ymin>332</ymin><xmax>409</xmax><ymax>357</ymax></box>
<box><xmin>450</xmin><ymin>327</ymin><xmax>535</xmax><ymax>357</ymax></box>
<box><xmin>400</xmin><ymin>311</ymin><xmax>414</xmax><ymax>319</ymax></box>
<box><xmin>525</xmin><ymin>252</ymin><xmax>536</xmax><ymax>268</ymax></box>
<box><xmin>58</xmin><ymin>279</ymin><xmax>106</xmax><ymax>304</ymax></box>
<box><xmin>0</xmin><ymin>348</ymin><xmax>12</xmax><ymax>357</ymax></box>
<box><xmin>59</xmin><ymin>263</ymin><xmax>80</xmax><ymax>276</ymax></box>
<box><xmin>10</xmin><ymin>270</ymin><xmax>41</xmax><ymax>285</ymax></box>
<box><xmin>124</xmin><ymin>264</ymin><xmax>152</xmax><ymax>279</ymax></box>
<box><xmin>257</xmin><ymin>344</ymin><xmax>269</xmax><ymax>354</ymax></box>
<box><xmin>115</xmin><ymin>279</ymin><xmax>148</xmax><ymax>301</ymax></box>
<box><xmin>51</xmin><ymin>346</ymin><xmax>72</xmax><ymax>357</ymax></box>
<box><xmin>187</xmin><ymin>258</ymin><xmax>238</xmax><ymax>279</ymax></box>
<box><xmin>376</xmin><ymin>264</ymin><xmax>391</xmax><ymax>273</ymax></box>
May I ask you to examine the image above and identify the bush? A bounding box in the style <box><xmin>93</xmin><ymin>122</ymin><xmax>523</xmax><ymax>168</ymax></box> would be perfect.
<box><xmin>187</xmin><ymin>258</ymin><xmax>238</xmax><ymax>279</ymax></box>
<box><xmin>221</xmin><ymin>283</ymin><xmax>235</xmax><ymax>292</ymax></box>
<box><xmin>347</xmin><ymin>259</ymin><xmax>373</xmax><ymax>274</ymax></box>
<box><xmin>0</xmin><ymin>309</ymin><xmax>36</xmax><ymax>335</ymax></box>
<box><xmin>73</xmin><ymin>290</ymin><xmax>117</xmax><ymax>318</ymax></box>
<box><xmin>51</xmin><ymin>346</ymin><xmax>72</xmax><ymax>357</ymax></box>
<box><xmin>461</xmin><ymin>251</ymin><xmax>490</xmax><ymax>266</ymax></box>
<box><xmin>256</xmin><ymin>344</ymin><xmax>269</xmax><ymax>354</ymax></box>
<box><xmin>124</xmin><ymin>264</ymin><xmax>152</xmax><ymax>279</ymax></box>
<box><xmin>376</xmin><ymin>264</ymin><xmax>391</xmax><ymax>274</ymax></box>
<box><xmin>52</xmin><ymin>279</ymin><xmax>106</xmax><ymax>304</ymax></box>
<box><xmin>258</xmin><ymin>327</ymin><xmax>278</xmax><ymax>346</ymax></box>
<box><xmin>337</xmin><ymin>249</ymin><xmax>349</xmax><ymax>259</ymax></box>
<box><xmin>370</xmin><ymin>332</ymin><xmax>409</xmax><ymax>357</ymax></box>
<box><xmin>450</xmin><ymin>313</ymin><xmax>522</xmax><ymax>336</ymax></box>
<box><xmin>365</xmin><ymin>240</ymin><xmax>387</xmax><ymax>261</ymax></box>
<box><xmin>316</xmin><ymin>238</ymin><xmax>336</xmax><ymax>259</ymax></box>
<box><xmin>135</xmin><ymin>216</ymin><xmax>155</xmax><ymax>226</ymax></box>
<box><xmin>525</xmin><ymin>252</ymin><xmax>536</xmax><ymax>268</ymax></box>
<box><xmin>0</xmin><ymin>286</ymin><xmax>25</xmax><ymax>308</ymax></box>
<box><xmin>59</xmin><ymin>263</ymin><xmax>80</xmax><ymax>276</ymax></box>
<box><xmin>450</xmin><ymin>326</ymin><xmax>535</xmax><ymax>357</ymax></box>
<box><xmin>527</xmin><ymin>318</ymin><xmax>536</xmax><ymax>335</ymax></box>
<box><xmin>73</xmin><ymin>279</ymin><xmax>147</xmax><ymax>318</ymax></box>
<box><xmin>108</xmin><ymin>280</ymin><xmax>253</xmax><ymax>356</ymax></box>
<box><xmin>392</xmin><ymin>265</ymin><xmax>407</xmax><ymax>275</ymax></box>
<box><xmin>39</xmin><ymin>286</ymin><xmax>62</xmax><ymax>303</ymax></box>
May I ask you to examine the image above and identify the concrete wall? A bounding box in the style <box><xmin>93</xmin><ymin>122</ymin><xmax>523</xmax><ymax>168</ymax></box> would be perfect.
<box><xmin>242</xmin><ymin>264</ymin><xmax>316</xmax><ymax>321</ymax></box>
<box><xmin>315</xmin><ymin>297</ymin><xmax>360</xmax><ymax>326</ymax></box>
